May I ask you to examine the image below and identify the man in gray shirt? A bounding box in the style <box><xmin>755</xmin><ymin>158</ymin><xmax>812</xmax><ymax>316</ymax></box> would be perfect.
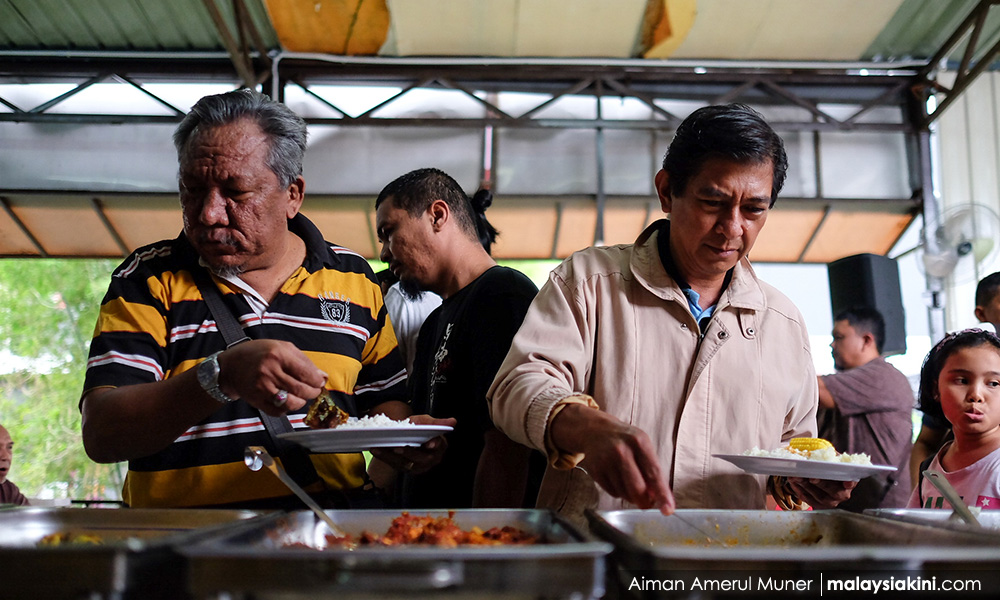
<box><xmin>818</xmin><ymin>307</ymin><xmax>914</xmax><ymax>510</ymax></box>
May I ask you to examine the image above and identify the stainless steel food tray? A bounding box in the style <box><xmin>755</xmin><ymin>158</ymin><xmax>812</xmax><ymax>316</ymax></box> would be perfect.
<box><xmin>866</xmin><ymin>508</ymin><xmax>1000</xmax><ymax>535</ymax></box>
<box><xmin>588</xmin><ymin>509</ymin><xmax>1000</xmax><ymax>598</ymax></box>
<box><xmin>182</xmin><ymin>508</ymin><xmax>612</xmax><ymax>599</ymax></box>
<box><xmin>0</xmin><ymin>506</ymin><xmax>261</xmax><ymax>600</ymax></box>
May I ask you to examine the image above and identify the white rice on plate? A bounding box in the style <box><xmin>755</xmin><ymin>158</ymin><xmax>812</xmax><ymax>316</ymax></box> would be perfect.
<box><xmin>743</xmin><ymin>445</ymin><xmax>872</xmax><ymax>465</ymax></box>
<box><xmin>333</xmin><ymin>414</ymin><xmax>417</xmax><ymax>429</ymax></box>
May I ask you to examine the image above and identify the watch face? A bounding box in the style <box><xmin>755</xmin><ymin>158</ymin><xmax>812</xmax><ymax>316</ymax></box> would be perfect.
<box><xmin>198</xmin><ymin>354</ymin><xmax>220</xmax><ymax>389</ymax></box>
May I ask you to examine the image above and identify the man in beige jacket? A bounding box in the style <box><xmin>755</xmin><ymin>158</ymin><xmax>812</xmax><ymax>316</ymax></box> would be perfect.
<box><xmin>489</xmin><ymin>104</ymin><xmax>854</xmax><ymax>523</ymax></box>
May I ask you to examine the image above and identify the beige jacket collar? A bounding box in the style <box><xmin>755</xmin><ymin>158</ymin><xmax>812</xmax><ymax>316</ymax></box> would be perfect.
<box><xmin>629</xmin><ymin>219</ymin><xmax>768</xmax><ymax>313</ymax></box>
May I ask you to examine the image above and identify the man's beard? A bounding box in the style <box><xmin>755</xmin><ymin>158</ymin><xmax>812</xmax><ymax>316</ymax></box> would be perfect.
<box><xmin>210</xmin><ymin>263</ymin><xmax>246</xmax><ymax>279</ymax></box>
<box><xmin>398</xmin><ymin>277</ymin><xmax>426</xmax><ymax>302</ymax></box>
<box><xmin>195</xmin><ymin>230</ymin><xmax>245</xmax><ymax>279</ymax></box>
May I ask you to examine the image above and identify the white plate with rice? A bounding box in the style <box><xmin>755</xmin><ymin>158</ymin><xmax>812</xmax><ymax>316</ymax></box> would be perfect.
<box><xmin>713</xmin><ymin>454</ymin><xmax>897</xmax><ymax>481</ymax></box>
<box><xmin>279</xmin><ymin>415</ymin><xmax>452</xmax><ymax>453</ymax></box>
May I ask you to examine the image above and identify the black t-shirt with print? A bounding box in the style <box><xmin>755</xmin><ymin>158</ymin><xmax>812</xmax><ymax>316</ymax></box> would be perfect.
<box><xmin>402</xmin><ymin>265</ymin><xmax>542</xmax><ymax>509</ymax></box>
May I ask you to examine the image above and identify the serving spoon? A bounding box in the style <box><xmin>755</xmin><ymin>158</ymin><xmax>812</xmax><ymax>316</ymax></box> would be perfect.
<box><xmin>923</xmin><ymin>469</ymin><xmax>982</xmax><ymax>527</ymax></box>
<box><xmin>670</xmin><ymin>511</ymin><xmax>732</xmax><ymax>546</ymax></box>
<box><xmin>244</xmin><ymin>445</ymin><xmax>348</xmax><ymax>537</ymax></box>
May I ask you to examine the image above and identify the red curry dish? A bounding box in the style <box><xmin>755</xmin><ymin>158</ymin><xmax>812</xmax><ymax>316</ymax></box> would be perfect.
<box><xmin>284</xmin><ymin>512</ymin><xmax>540</xmax><ymax>549</ymax></box>
<box><xmin>355</xmin><ymin>512</ymin><xmax>538</xmax><ymax>547</ymax></box>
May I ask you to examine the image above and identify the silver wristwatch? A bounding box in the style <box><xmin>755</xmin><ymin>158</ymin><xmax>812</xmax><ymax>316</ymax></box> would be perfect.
<box><xmin>197</xmin><ymin>351</ymin><xmax>237</xmax><ymax>403</ymax></box>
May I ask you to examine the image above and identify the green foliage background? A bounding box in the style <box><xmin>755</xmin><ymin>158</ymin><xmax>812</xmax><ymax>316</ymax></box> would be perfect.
<box><xmin>0</xmin><ymin>259</ymin><xmax>126</xmax><ymax>500</ymax></box>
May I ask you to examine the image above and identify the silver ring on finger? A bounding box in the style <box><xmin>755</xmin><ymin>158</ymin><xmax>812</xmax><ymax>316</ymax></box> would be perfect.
<box><xmin>273</xmin><ymin>389</ymin><xmax>289</xmax><ymax>407</ymax></box>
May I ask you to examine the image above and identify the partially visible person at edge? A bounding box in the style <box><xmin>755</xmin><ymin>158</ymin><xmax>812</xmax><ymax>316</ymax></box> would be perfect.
<box><xmin>373</xmin><ymin>168</ymin><xmax>544</xmax><ymax>508</ymax></box>
<box><xmin>1</xmin><ymin>424</ymin><xmax>29</xmax><ymax>506</ymax></box>
<box><xmin>817</xmin><ymin>307</ymin><xmax>914</xmax><ymax>510</ymax></box>
<box><xmin>909</xmin><ymin>271</ymin><xmax>1000</xmax><ymax>488</ymax></box>
<box><xmin>975</xmin><ymin>271</ymin><xmax>1000</xmax><ymax>334</ymax></box>
<box><xmin>80</xmin><ymin>89</ymin><xmax>451</xmax><ymax>509</ymax></box>
<box><xmin>908</xmin><ymin>329</ymin><xmax>1000</xmax><ymax>510</ymax></box>
<box><xmin>378</xmin><ymin>269</ymin><xmax>442</xmax><ymax>375</ymax></box>
<box><xmin>488</xmin><ymin>104</ymin><xmax>855</xmax><ymax>525</ymax></box>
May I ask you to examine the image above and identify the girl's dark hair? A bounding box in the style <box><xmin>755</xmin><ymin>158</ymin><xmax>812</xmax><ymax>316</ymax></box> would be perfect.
<box><xmin>470</xmin><ymin>188</ymin><xmax>499</xmax><ymax>254</ymax></box>
<box><xmin>918</xmin><ymin>328</ymin><xmax>1000</xmax><ymax>418</ymax></box>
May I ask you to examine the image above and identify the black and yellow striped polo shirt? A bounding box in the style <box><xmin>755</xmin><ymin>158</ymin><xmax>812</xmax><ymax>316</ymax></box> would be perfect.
<box><xmin>83</xmin><ymin>214</ymin><xmax>406</xmax><ymax>508</ymax></box>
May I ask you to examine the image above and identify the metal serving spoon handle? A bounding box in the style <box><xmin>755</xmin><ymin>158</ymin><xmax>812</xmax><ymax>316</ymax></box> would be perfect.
<box><xmin>244</xmin><ymin>445</ymin><xmax>348</xmax><ymax>537</ymax></box>
<box><xmin>923</xmin><ymin>469</ymin><xmax>982</xmax><ymax>527</ymax></box>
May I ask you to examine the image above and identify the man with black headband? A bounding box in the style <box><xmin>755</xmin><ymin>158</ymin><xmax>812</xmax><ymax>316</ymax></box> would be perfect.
<box><xmin>374</xmin><ymin>168</ymin><xmax>542</xmax><ymax>508</ymax></box>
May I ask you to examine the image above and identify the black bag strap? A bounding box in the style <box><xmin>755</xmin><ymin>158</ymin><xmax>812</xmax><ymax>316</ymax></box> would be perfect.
<box><xmin>192</xmin><ymin>267</ymin><xmax>322</xmax><ymax>489</ymax></box>
<box><xmin>915</xmin><ymin>428</ymin><xmax>953</xmax><ymax>508</ymax></box>
<box><xmin>917</xmin><ymin>453</ymin><xmax>936</xmax><ymax>508</ymax></box>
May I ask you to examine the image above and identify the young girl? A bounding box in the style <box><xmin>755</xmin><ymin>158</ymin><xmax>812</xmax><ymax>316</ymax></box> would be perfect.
<box><xmin>909</xmin><ymin>328</ymin><xmax>1000</xmax><ymax>510</ymax></box>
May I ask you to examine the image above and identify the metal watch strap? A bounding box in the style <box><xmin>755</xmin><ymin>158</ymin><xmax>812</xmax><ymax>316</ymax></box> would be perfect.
<box><xmin>191</xmin><ymin>267</ymin><xmax>322</xmax><ymax>489</ymax></box>
<box><xmin>200</xmin><ymin>351</ymin><xmax>236</xmax><ymax>403</ymax></box>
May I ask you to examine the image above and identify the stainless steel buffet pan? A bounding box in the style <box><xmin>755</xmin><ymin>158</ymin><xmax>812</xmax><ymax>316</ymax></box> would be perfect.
<box><xmin>181</xmin><ymin>508</ymin><xmax>612</xmax><ymax>600</ymax></box>
<box><xmin>0</xmin><ymin>506</ymin><xmax>261</xmax><ymax>600</ymax></box>
<box><xmin>588</xmin><ymin>509</ymin><xmax>1000</xmax><ymax>598</ymax></box>
<box><xmin>865</xmin><ymin>508</ymin><xmax>1000</xmax><ymax>535</ymax></box>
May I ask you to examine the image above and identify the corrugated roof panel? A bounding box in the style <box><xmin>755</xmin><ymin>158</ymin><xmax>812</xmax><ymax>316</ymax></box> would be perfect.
<box><xmin>241</xmin><ymin>0</ymin><xmax>281</xmax><ymax>48</ymax></box>
<box><xmin>159</xmin><ymin>0</ymin><xmax>232</xmax><ymax>49</ymax></box>
<box><xmin>129</xmin><ymin>2</ymin><xmax>190</xmax><ymax>48</ymax></box>
<box><xmin>0</xmin><ymin>6</ymin><xmax>25</xmax><ymax>46</ymax></box>
<box><xmin>863</xmin><ymin>0</ymin><xmax>998</xmax><ymax>62</ymax></box>
<box><xmin>76</xmin><ymin>0</ymin><xmax>147</xmax><ymax>48</ymax></box>
<box><xmin>0</xmin><ymin>0</ymin><xmax>994</xmax><ymax>61</ymax></box>
<box><xmin>0</xmin><ymin>0</ymin><xmax>279</xmax><ymax>51</ymax></box>
<box><xmin>0</xmin><ymin>0</ymin><xmax>78</xmax><ymax>48</ymax></box>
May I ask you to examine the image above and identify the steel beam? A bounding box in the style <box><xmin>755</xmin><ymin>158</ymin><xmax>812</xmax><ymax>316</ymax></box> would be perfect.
<box><xmin>918</xmin><ymin>0</ymin><xmax>1000</xmax><ymax>126</ymax></box>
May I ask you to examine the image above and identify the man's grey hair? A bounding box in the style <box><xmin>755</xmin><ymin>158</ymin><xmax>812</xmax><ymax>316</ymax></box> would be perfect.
<box><xmin>173</xmin><ymin>89</ymin><xmax>307</xmax><ymax>188</ymax></box>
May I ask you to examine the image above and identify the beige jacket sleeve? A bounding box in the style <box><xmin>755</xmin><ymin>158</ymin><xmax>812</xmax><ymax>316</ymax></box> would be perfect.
<box><xmin>488</xmin><ymin>267</ymin><xmax>597</xmax><ymax>467</ymax></box>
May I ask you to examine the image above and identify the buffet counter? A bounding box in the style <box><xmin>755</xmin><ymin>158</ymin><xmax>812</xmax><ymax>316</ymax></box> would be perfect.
<box><xmin>2</xmin><ymin>506</ymin><xmax>999</xmax><ymax>599</ymax></box>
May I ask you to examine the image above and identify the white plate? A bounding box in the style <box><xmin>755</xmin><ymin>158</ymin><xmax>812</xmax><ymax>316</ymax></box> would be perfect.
<box><xmin>714</xmin><ymin>454</ymin><xmax>898</xmax><ymax>482</ymax></box>
<box><xmin>279</xmin><ymin>425</ymin><xmax>453</xmax><ymax>453</ymax></box>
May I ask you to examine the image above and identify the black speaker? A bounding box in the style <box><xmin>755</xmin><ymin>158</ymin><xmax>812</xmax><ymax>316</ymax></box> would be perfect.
<box><xmin>827</xmin><ymin>253</ymin><xmax>906</xmax><ymax>356</ymax></box>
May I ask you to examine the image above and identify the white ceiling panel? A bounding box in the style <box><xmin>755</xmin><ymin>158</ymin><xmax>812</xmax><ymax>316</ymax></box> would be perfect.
<box><xmin>670</xmin><ymin>0</ymin><xmax>906</xmax><ymax>60</ymax></box>
<box><xmin>385</xmin><ymin>0</ymin><xmax>647</xmax><ymax>57</ymax></box>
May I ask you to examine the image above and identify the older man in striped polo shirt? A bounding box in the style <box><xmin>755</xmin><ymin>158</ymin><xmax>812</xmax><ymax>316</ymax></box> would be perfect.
<box><xmin>80</xmin><ymin>90</ymin><xmax>447</xmax><ymax>508</ymax></box>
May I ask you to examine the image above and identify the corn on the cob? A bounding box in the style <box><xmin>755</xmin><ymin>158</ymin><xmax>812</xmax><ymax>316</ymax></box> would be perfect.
<box><xmin>788</xmin><ymin>437</ymin><xmax>834</xmax><ymax>452</ymax></box>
